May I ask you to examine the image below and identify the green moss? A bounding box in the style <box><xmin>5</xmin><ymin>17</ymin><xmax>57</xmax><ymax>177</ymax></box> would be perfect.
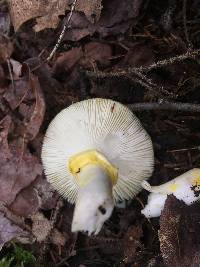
<box><xmin>0</xmin><ymin>244</ymin><xmax>36</xmax><ymax>267</ymax></box>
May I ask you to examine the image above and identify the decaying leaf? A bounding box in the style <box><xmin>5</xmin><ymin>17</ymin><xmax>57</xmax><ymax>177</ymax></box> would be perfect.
<box><xmin>0</xmin><ymin>2</ymin><xmax>10</xmax><ymax>34</ymax></box>
<box><xmin>123</xmin><ymin>225</ymin><xmax>142</xmax><ymax>264</ymax></box>
<box><xmin>3</xmin><ymin>69</ymin><xmax>45</xmax><ymax>141</ymax></box>
<box><xmin>9</xmin><ymin>185</ymin><xmax>40</xmax><ymax>217</ymax></box>
<box><xmin>23</xmin><ymin>74</ymin><xmax>45</xmax><ymax>140</ymax></box>
<box><xmin>0</xmin><ymin>116</ymin><xmax>42</xmax><ymax>206</ymax></box>
<box><xmin>0</xmin><ymin>35</ymin><xmax>13</xmax><ymax>63</ymax></box>
<box><xmin>8</xmin><ymin>0</ymin><xmax>102</xmax><ymax>32</ymax></box>
<box><xmin>33</xmin><ymin>175</ymin><xmax>60</xmax><ymax>210</ymax></box>
<box><xmin>65</xmin><ymin>0</ymin><xmax>144</xmax><ymax>41</ymax></box>
<box><xmin>159</xmin><ymin>195</ymin><xmax>200</xmax><ymax>267</ymax></box>
<box><xmin>53</xmin><ymin>42</ymin><xmax>112</xmax><ymax>76</ymax></box>
<box><xmin>53</xmin><ymin>47</ymin><xmax>83</xmax><ymax>76</ymax></box>
<box><xmin>0</xmin><ymin>211</ymin><xmax>27</xmax><ymax>250</ymax></box>
<box><xmin>3</xmin><ymin>78</ymin><xmax>29</xmax><ymax>110</ymax></box>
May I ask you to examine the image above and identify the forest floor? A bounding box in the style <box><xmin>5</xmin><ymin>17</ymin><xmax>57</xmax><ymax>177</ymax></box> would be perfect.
<box><xmin>0</xmin><ymin>0</ymin><xmax>200</xmax><ymax>266</ymax></box>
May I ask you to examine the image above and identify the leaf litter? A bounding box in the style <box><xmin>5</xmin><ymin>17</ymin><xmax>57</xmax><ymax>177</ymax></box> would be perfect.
<box><xmin>1</xmin><ymin>0</ymin><xmax>200</xmax><ymax>266</ymax></box>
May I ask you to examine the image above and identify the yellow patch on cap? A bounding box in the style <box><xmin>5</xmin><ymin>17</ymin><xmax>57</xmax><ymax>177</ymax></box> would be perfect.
<box><xmin>169</xmin><ymin>183</ymin><xmax>179</xmax><ymax>192</ymax></box>
<box><xmin>68</xmin><ymin>149</ymin><xmax>118</xmax><ymax>186</ymax></box>
<box><xmin>192</xmin><ymin>169</ymin><xmax>200</xmax><ymax>186</ymax></box>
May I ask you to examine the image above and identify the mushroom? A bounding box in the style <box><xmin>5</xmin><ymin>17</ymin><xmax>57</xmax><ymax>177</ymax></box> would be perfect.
<box><xmin>141</xmin><ymin>168</ymin><xmax>200</xmax><ymax>218</ymax></box>
<box><xmin>42</xmin><ymin>98</ymin><xmax>154</xmax><ymax>235</ymax></box>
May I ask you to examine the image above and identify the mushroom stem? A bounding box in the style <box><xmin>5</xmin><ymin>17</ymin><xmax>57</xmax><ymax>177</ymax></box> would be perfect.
<box><xmin>72</xmin><ymin>164</ymin><xmax>114</xmax><ymax>235</ymax></box>
<box><xmin>141</xmin><ymin>180</ymin><xmax>170</xmax><ymax>194</ymax></box>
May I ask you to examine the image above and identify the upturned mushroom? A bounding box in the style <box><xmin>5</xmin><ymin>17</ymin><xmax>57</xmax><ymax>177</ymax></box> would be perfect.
<box><xmin>141</xmin><ymin>168</ymin><xmax>200</xmax><ymax>218</ymax></box>
<box><xmin>41</xmin><ymin>98</ymin><xmax>154</xmax><ymax>235</ymax></box>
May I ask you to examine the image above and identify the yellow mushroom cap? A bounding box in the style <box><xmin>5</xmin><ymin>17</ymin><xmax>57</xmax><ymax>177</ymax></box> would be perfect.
<box><xmin>41</xmin><ymin>98</ymin><xmax>154</xmax><ymax>203</ymax></box>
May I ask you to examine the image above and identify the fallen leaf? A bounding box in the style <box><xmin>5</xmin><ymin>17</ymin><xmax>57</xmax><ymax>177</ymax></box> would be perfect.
<box><xmin>0</xmin><ymin>116</ymin><xmax>42</xmax><ymax>206</ymax></box>
<box><xmin>82</xmin><ymin>42</ymin><xmax>112</xmax><ymax>68</ymax></box>
<box><xmin>3</xmin><ymin>69</ymin><xmax>45</xmax><ymax>141</ymax></box>
<box><xmin>120</xmin><ymin>44</ymin><xmax>155</xmax><ymax>68</ymax></box>
<box><xmin>9</xmin><ymin>185</ymin><xmax>40</xmax><ymax>217</ymax></box>
<box><xmin>0</xmin><ymin>211</ymin><xmax>27</xmax><ymax>250</ymax></box>
<box><xmin>53</xmin><ymin>42</ymin><xmax>112</xmax><ymax>76</ymax></box>
<box><xmin>34</xmin><ymin>175</ymin><xmax>60</xmax><ymax>210</ymax></box>
<box><xmin>65</xmin><ymin>0</ymin><xmax>144</xmax><ymax>41</ymax></box>
<box><xmin>159</xmin><ymin>195</ymin><xmax>200</xmax><ymax>267</ymax></box>
<box><xmin>0</xmin><ymin>3</ymin><xmax>11</xmax><ymax>35</ymax></box>
<box><xmin>123</xmin><ymin>225</ymin><xmax>143</xmax><ymax>264</ymax></box>
<box><xmin>0</xmin><ymin>115</ymin><xmax>11</xmax><ymax>160</ymax></box>
<box><xmin>3</xmin><ymin>78</ymin><xmax>29</xmax><ymax>110</ymax></box>
<box><xmin>8</xmin><ymin>0</ymin><xmax>102</xmax><ymax>32</ymax></box>
<box><xmin>9</xmin><ymin>59</ymin><xmax>22</xmax><ymax>80</ymax></box>
<box><xmin>0</xmin><ymin>65</ymin><xmax>6</xmax><ymax>87</ymax></box>
<box><xmin>23</xmin><ymin>73</ymin><xmax>45</xmax><ymax>141</ymax></box>
<box><xmin>53</xmin><ymin>47</ymin><xmax>83</xmax><ymax>76</ymax></box>
<box><xmin>0</xmin><ymin>35</ymin><xmax>13</xmax><ymax>63</ymax></box>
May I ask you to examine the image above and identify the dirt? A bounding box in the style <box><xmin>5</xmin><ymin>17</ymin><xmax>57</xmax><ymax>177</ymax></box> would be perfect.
<box><xmin>0</xmin><ymin>0</ymin><xmax>200</xmax><ymax>266</ymax></box>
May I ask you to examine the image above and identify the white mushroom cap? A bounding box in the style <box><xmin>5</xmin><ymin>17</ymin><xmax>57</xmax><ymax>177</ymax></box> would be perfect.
<box><xmin>41</xmin><ymin>98</ymin><xmax>154</xmax><ymax>203</ymax></box>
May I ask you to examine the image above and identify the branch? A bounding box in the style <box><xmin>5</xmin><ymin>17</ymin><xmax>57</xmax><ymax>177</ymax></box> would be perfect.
<box><xmin>86</xmin><ymin>49</ymin><xmax>200</xmax><ymax>78</ymax></box>
<box><xmin>127</xmin><ymin>102</ymin><xmax>200</xmax><ymax>112</ymax></box>
<box><xmin>47</xmin><ymin>0</ymin><xmax>78</xmax><ymax>61</ymax></box>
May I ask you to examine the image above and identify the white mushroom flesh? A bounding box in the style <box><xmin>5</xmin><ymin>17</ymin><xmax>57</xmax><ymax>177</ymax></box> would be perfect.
<box><xmin>141</xmin><ymin>168</ymin><xmax>200</xmax><ymax>218</ymax></box>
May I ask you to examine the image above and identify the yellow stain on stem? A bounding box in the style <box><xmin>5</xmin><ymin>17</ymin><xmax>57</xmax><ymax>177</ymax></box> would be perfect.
<box><xmin>68</xmin><ymin>149</ymin><xmax>118</xmax><ymax>186</ymax></box>
<box><xmin>169</xmin><ymin>183</ymin><xmax>179</xmax><ymax>192</ymax></box>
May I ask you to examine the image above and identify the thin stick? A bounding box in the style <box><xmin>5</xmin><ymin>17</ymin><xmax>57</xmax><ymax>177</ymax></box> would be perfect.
<box><xmin>127</xmin><ymin>102</ymin><xmax>200</xmax><ymax>112</ymax></box>
<box><xmin>136</xmin><ymin>49</ymin><xmax>200</xmax><ymax>72</ymax></box>
<box><xmin>7</xmin><ymin>58</ymin><xmax>15</xmax><ymax>92</ymax></box>
<box><xmin>47</xmin><ymin>0</ymin><xmax>78</xmax><ymax>61</ymax></box>
<box><xmin>86</xmin><ymin>49</ymin><xmax>200</xmax><ymax>78</ymax></box>
<box><xmin>183</xmin><ymin>0</ymin><xmax>192</xmax><ymax>48</ymax></box>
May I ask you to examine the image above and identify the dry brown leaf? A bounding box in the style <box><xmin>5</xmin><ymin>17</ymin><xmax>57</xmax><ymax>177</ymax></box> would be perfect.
<box><xmin>53</xmin><ymin>47</ymin><xmax>83</xmax><ymax>76</ymax></box>
<box><xmin>3</xmin><ymin>69</ymin><xmax>45</xmax><ymax>141</ymax></box>
<box><xmin>0</xmin><ymin>211</ymin><xmax>27</xmax><ymax>250</ymax></box>
<box><xmin>9</xmin><ymin>185</ymin><xmax>40</xmax><ymax>217</ymax></box>
<box><xmin>123</xmin><ymin>225</ymin><xmax>142</xmax><ymax>264</ymax></box>
<box><xmin>33</xmin><ymin>175</ymin><xmax>60</xmax><ymax>210</ymax></box>
<box><xmin>8</xmin><ymin>0</ymin><xmax>102</xmax><ymax>32</ymax></box>
<box><xmin>0</xmin><ymin>2</ymin><xmax>10</xmax><ymax>35</ymax></box>
<box><xmin>65</xmin><ymin>0</ymin><xmax>143</xmax><ymax>41</ymax></box>
<box><xmin>82</xmin><ymin>42</ymin><xmax>112</xmax><ymax>68</ymax></box>
<box><xmin>120</xmin><ymin>44</ymin><xmax>155</xmax><ymax>68</ymax></box>
<box><xmin>3</xmin><ymin>78</ymin><xmax>29</xmax><ymax>110</ymax></box>
<box><xmin>23</xmin><ymin>74</ymin><xmax>45</xmax><ymax>141</ymax></box>
<box><xmin>0</xmin><ymin>116</ymin><xmax>42</xmax><ymax>206</ymax></box>
<box><xmin>0</xmin><ymin>65</ymin><xmax>6</xmax><ymax>87</ymax></box>
<box><xmin>53</xmin><ymin>42</ymin><xmax>112</xmax><ymax>77</ymax></box>
<box><xmin>0</xmin><ymin>35</ymin><xmax>13</xmax><ymax>63</ymax></box>
<box><xmin>159</xmin><ymin>195</ymin><xmax>200</xmax><ymax>267</ymax></box>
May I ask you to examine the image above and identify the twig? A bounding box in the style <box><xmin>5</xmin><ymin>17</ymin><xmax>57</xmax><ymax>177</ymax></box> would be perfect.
<box><xmin>125</xmin><ymin>74</ymin><xmax>175</xmax><ymax>100</ymax></box>
<box><xmin>127</xmin><ymin>101</ymin><xmax>200</xmax><ymax>112</ymax></box>
<box><xmin>183</xmin><ymin>0</ymin><xmax>192</xmax><ymax>49</ymax></box>
<box><xmin>7</xmin><ymin>58</ymin><xmax>15</xmax><ymax>92</ymax></box>
<box><xmin>86</xmin><ymin>49</ymin><xmax>200</xmax><ymax>79</ymax></box>
<box><xmin>127</xmin><ymin>70</ymin><xmax>176</xmax><ymax>98</ymax></box>
<box><xmin>47</xmin><ymin>0</ymin><xmax>78</xmax><ymax>61</ymax></box>
<box><xmin>167</xmin><ymin>146</ymin><xmax>200</xmax><ymax>153</ymax></box>
<box><xmin>38</xmin><ymin>198</ymin><xmax>63</xmax><ymax>266</ymax></box>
